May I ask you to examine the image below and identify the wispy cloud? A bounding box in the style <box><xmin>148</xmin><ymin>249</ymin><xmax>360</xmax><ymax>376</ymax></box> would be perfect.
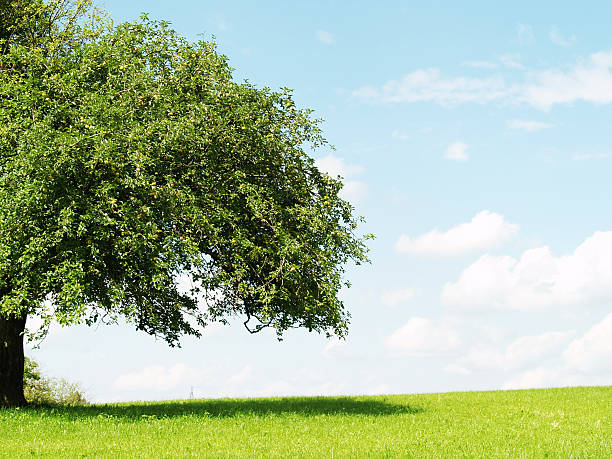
<box><xmin>507</xmin><ymin>120</ymin><xmax>554</xmax><ymax>131</ymax></box>
<box><xmin>550</xmin><ymin>26</ymin><xmax>575</xmax><ymax>47</ymax></box>
<box><xmin>444</xmin><ymin>141</ymin><xmax>469</xmax><ymax>161</ymax></box>
<box><xmin>523</xmin><ymin>51</ymin><xmax>612</xmax><ymax>110</ymax></box>
<box><xmin>352</xmin><ymin>69</ymin><xmax>510</xmax><ymax>106</ymax></box>
<box><xmin>396</xmin><ymin>211</ymin><xmax>519</xmax><ymax>257</ymax></box>
<box><xmin>500</xmin><ymin>53</ymin><xmax>524</xmax><ymax>69</ymax></box>
<box><xmin>353</xmin><ymin>50</ymin><xmax>612</xmax><ymax>111</ymax></box>
<box><xmin>316</xmin><ymin>29</ymin><xmax>334</xmax><ymax>45</ymax></box>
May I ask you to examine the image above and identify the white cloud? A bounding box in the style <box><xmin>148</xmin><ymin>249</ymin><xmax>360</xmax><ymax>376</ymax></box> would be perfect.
<box><xmin>381</xmin><ymin>288</ymin><xmax>416</xmax><ymax>307</ymax></box>
<box><xmin>501</xmin><ymin>367</ymin><xmax>582</xmax><ymax>390</ymax></box>
<box><xmin>443</xmin><ymin>231</ymin><xmax>612</xmax><ymax>310</ymax></box>
<box><xmin>550</xmin><ymin>26</ymin><xmax>575</xmax><ymax>47</ymax></box>
<box><xmin>384</xmin><ymin>317</ymin><xmax>461</xmax><ymax>356</ymax></box>
<box><xmin>220</xmin><ymin>366</ymin><xmax>387</xmax><ymax>398</ymax></box>
<box><xmin>523</xmin><ymin>51</ymin><xmax>612</xmax><ymax>110</ymax></box>
<box><xmin>113</xmin><ymin>363</ymin><xmax>210</xmax><ymax>391</ymax></box>
<box><xmin>501</xmin><ymin>315</ymin><xmax>612</xmax><ymax>389</ymax></box>
<box><xmin>506</xmin><ymin>331</ymin><xmax>575</xmax><ymax>368</ymax></box>
<box><xmin>501</xmin><ymin>363</ymin><xmax>611</xmax><ymax>390</ymax></box>
<box><xmin>564</xmin><ymin>313</ymin><xmax>612</xmax><ymax>373</ymax></box>
<box><xmin>316</xmin><ymin>30</ymin><xmax>334</xmax><ymax>45</ymax></box>
<box><xmin>353</xmin><ymin>50</ymin><xmax>612</xmax><ymax>110</ymax></box>
<box><xmin>517</xmin><ymin>24</ymin><xmax>534</xmax><ymax>45</ymax></box>
<box><xmin>352</xmin><ymin>69</ymin><xmax>510</xmax><ymax>106</ymax></box>
<box><xmin>444</xmin><ymin>141</ymin><xmax>469</xmax><ymax>161</ymax></box>
<box><xmin>395</xmin><ymin>210</ymin><xmax>519</xmax><ymax>257</ymax></box>
<box><xmin>507</xmin><ymin>120</ymin><xmax>554</xmax><ymax>131</ymax></box>
<box><xmin>315</xmin><ymin>154</ymin><xmax>367</xmax><ymax>202</ymax></box>
<box><xmin>457</xmin><ymin>330</ymin><xmax>575</xmax><ymax>372</ymax></box>
<box><xmin>481</xmin><ymin>324</ymin><xmax>509</xmax><ymax>344</ymax></box>
<box><xmin>500</xmin><ymin>53</ymin><xmax>524</xmax><ymax>69</ymax></box>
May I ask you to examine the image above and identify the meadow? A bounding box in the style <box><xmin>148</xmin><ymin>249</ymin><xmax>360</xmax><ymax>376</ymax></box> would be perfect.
<box><xmin>0</xmin><ymin>385</ymin><xmax>610</xmax><ymax>457</ymax></box>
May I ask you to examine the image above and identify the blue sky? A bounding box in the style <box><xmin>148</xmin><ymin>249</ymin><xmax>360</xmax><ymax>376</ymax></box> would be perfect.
<box><xmin>28</xmin><ymin>1</ymin><xmax>612</xmax><ymax>401</ymax></box>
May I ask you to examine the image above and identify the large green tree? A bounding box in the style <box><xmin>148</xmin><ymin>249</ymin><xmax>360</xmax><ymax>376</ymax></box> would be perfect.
<box><xmin>0</xmin><ymin>1</ymin><xmax>370</xmax><ymax>406</ymax></box>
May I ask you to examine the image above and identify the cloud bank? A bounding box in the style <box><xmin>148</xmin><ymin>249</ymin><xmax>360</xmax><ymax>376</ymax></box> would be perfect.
<box><xmin>452</xmin><ymin>330</ymin><xmax>575</xmax><ymax>374</ymax></box>
<box><xmin>443</xmin><ymin>231</ymin><xmax>612</xmax><ymax>310</ymax></box>
<box><xmin>396</xmin><ymin>211</ymin><xmax>518</xmax><ymax>257</ymax></box>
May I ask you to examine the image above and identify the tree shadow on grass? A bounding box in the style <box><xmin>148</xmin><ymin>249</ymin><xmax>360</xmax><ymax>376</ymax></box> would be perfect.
<box><xmin>27</xmin><ymin>396</ymin><xmax>423</xmax><ymax>420</ymax></box>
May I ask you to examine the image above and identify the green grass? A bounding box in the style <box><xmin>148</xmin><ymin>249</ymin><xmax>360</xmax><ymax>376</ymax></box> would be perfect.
<box><xmin>1</xmin><ymin>386</ymin><xmax>610</xmax><ymax>458</ymax></box>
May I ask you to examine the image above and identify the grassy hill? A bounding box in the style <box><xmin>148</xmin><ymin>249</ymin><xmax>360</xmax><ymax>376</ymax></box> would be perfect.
<box><xmin>1</xmin><ymin>385</ymin><xmax>610</xmax><ymax>457</ymax></box>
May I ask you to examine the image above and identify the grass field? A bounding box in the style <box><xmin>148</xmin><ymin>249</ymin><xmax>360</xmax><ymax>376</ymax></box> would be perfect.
<box><xmin>1</xmin><ymin>385</ymin><xmax>610</xmax><ymax>457</ymax></box>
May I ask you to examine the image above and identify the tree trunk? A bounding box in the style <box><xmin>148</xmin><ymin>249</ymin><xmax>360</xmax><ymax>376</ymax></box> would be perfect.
<box><xmin>0</xmin><ymin>313</ymin><xmax>27</xmax><ymax>407</ymax></box>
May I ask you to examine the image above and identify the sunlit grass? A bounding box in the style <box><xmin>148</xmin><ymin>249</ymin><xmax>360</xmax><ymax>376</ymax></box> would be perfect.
<box><xmin>1</xmin><ymin>386</ymin><xmax>610</xmax><ymax>457</ymax></box>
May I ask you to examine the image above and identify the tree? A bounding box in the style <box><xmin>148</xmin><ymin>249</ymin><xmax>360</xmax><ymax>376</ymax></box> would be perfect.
<box><xmin>0</xmin><ymin>0</ymin><xmax>370</xmax><ymax>407</ymax></box>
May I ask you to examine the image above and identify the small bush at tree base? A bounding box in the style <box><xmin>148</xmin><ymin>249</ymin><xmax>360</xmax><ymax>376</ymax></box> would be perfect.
<box><xmin>23</xmin><ymin>357</ymin><xmax>87</xmax><ymax>406</ymax></box>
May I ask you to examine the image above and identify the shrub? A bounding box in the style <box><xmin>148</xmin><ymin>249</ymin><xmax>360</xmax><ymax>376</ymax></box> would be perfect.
<box><xmin>23</xmin><ymin>357</ymin><xmax>87</xmax><ymax>406</ymax></box>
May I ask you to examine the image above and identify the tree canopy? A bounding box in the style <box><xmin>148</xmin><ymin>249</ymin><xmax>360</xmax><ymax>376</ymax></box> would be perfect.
<box><xmin>0</xmin><ymin>0</ymin><xmax>370</xmax><ymax>406</ymax></box>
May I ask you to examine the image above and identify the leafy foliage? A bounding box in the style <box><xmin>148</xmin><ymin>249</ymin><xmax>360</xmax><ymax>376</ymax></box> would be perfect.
<box><xmin>23</xmin><ymin>357</ymin><xmax>86</xmax><ymax>405</ymax></box>
<box><xmin>0</xmin><ymin>1</ymin><xmax>370</xmax><ymax>344</ymax></box>
<box><xmin>0</xmin><ymin>0</ymin><xmax>109</xmax><ymax>55</ymax></box>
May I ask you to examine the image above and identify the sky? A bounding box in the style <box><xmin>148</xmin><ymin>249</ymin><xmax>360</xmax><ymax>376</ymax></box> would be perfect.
<box><xmin>27</xmin><ymin>0</ymin><xmax>612</xmax><ymax>402</ymax></box>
